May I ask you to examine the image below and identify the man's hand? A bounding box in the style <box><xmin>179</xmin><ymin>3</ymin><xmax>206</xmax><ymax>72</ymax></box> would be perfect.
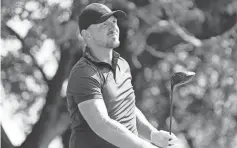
<box><xmin>151</xmin><ymin>130</ymin><xmax>179</xmax><ymax>148</ymax></box>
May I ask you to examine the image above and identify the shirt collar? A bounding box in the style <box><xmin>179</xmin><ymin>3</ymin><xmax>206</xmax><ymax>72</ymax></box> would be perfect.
<box><xmin>83</xmin><ymin>46</ymin><xmax>120</xmax><ymax>66</ymax></box>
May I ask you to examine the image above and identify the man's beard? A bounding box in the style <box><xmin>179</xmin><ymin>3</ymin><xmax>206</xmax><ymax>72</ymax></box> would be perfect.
<box><xmin>106</xmin><ymin>38</ymin><xmax>120</xmax><ymax>48</ymax></box>
<box><xmin>95</xmin><ymin>35</ymin><xmax>120</xmax><ymax>48</ymax></box>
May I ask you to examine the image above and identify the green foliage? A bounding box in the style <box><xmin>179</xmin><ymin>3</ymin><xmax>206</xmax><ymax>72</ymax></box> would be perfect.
<box><xmin>1</xmin><ymin>51</ymin><xmax>47</xmax><ymax>115</ymax></box>
<box><xmin>136</xmin><ymin>31</ymin><xmax>237</xmax><ymax>148</ymax></box>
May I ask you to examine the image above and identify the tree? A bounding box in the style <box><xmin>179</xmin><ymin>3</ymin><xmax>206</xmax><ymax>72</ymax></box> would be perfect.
<box><xmin>1</xmin><ymin>0</ymin><xmax>237</xmax><ymax>148</ymax></box>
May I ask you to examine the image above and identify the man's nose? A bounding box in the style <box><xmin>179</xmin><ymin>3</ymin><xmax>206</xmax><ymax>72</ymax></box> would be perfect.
<box><xmin>108</xmin><ymin>24</ymin><xmax>118</xmax><ymax>31</ymax></box>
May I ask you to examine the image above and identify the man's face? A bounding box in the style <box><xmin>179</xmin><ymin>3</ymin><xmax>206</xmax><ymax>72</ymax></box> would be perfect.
<box><xmin>88</xmin><ymin>16</ymin><xmax>120</xmax><ymax>48</ymax></box>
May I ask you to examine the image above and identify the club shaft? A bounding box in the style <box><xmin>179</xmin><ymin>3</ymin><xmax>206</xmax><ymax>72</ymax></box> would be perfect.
<box><xmin>169</xmin><ymin>89</ymin><xmax>173</xmax><ymax>135</ymax></box>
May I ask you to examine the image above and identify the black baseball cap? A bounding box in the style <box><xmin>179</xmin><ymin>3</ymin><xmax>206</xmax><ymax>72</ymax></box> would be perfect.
<box><xmin>78</xmin><ymin>3</ymin><xmax>126</xmax><ymax>31</ymax></box>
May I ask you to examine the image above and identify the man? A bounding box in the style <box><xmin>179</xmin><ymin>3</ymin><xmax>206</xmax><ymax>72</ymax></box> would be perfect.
<box><xmin>66</xmin><ymin>3</ymin><xmax>179</xmax><ymax>148</ymax></box>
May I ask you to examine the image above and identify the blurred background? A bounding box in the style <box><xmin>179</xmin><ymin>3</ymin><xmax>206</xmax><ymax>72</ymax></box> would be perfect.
<box><xmin>1</xmin><ymin>0</ymin><xmax>237</xmax><ymax>148</ymax></box>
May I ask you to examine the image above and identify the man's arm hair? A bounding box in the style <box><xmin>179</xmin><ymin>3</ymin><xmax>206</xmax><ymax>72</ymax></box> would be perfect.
<box><xmin>135</xmin><ymin>106</ymin><xmax>158</xmax><ymax>141</ymax></box>
<box><xmin>78</xmin><ymin>99</ymin><xmax>157</xmax><ymax>148</ymax></box>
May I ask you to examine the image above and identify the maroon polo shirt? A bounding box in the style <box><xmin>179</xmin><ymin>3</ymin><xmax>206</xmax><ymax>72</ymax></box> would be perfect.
<box><xmin>66</xmin><ymin>47</ymin><xmax>137</xmax><ymax>148</ymax></box>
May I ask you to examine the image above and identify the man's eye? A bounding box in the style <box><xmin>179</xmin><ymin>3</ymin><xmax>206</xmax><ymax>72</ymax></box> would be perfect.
<box><xmin>113</xmin><ymin>20</ymin><xmax>117</xmax><ymax>23</ymax></box>
<box><xmin>100</xmin><ymin>24</ymin><xmax>107</xmax><ymax>28</ymax></box>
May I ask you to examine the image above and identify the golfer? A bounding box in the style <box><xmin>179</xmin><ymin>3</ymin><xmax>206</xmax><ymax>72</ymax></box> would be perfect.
<box><xmin>67</xmin><ymin>3</ymin><xmax>179</xmax><ymax>148</ymax></box>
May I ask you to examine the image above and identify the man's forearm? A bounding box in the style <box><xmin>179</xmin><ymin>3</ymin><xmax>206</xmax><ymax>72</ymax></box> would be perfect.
<box><xmin>135</xmin><ymin>107</ymin><xmax>158</xmax><ymax>141</ymax></box>
<box><xmin>91</xmin><ymin>117</ymin><xmax>156</xmax><ymax>148</ymax></box>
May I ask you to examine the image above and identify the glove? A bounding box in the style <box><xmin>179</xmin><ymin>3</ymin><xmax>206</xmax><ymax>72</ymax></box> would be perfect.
<box><xmin>151</xmin><ymin>130</ymin><xmax>169</xmax><ymax>148</ymax></box>
<box><xmin>151</xmin><ymin>130</ymin><xmax>179</xmax><ymax>148</ymax></box>
<box><xmin>167</xmin><ymin>133</ymin><xmax>180</xmax><ymax>148</ymax></box>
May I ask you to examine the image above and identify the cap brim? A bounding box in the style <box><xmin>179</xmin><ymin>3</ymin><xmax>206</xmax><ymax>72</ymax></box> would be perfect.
<box><xmin>112</xmin><ymin>10</ymin><xmax>126</xmax><ymax>19</ymax></box>
<box><xmin>96</xmin><ymin>10</ymin><xmax>126</xmax><ymax>24</ymax></box>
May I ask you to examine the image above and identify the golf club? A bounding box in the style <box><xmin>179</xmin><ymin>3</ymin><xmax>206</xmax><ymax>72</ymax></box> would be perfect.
<box><xmin>169</xmin><ymin>71</ymin><xmax>195</xmax><ymax>135</ymax></box>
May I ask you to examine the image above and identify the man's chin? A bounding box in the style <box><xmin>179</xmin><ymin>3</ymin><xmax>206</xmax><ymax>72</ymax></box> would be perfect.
<box><xmin>107</xmin><ymin>41</ymin><xmax>120</xmax><ymax>48</ymax></box>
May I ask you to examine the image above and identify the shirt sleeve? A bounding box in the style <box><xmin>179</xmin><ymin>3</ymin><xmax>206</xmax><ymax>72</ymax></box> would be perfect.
<box><xmin>67</xmin><ymin>65</ymin><xmax>103</xmax><ymax>104</ymax></box>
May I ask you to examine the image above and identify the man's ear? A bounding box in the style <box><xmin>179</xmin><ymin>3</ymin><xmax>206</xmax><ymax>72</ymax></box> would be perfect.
<box><xmin>81</xmin><ymin>30</ymin><xmax>91</xmax><ymax>39</ymax></box>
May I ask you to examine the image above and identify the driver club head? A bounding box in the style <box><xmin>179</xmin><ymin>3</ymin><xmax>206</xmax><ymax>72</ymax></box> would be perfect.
<box><xmin>171</xmin><ymin>71</ymin><xmax>195</xmax><ymax>91</ymax></box>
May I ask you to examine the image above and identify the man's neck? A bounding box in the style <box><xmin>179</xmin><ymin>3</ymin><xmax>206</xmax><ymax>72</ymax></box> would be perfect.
<box><xmin>87</xmin><ymin>45</ymin><xmax>113</xmax><ymax>65</ymax></box>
